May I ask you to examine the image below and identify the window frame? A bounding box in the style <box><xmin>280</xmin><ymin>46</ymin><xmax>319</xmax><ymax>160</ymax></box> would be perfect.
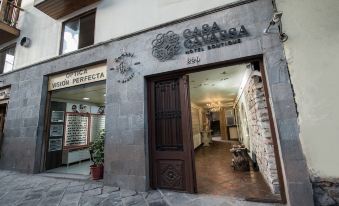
<box><xmin>0</xmin><ymin>43</ymin><xmax>16</xmax><ymax>74</ymax></box>
<box><xmin>59</xmin><ymin>9</ymin><xmax>96</xmax><ymax>55</ymax></box>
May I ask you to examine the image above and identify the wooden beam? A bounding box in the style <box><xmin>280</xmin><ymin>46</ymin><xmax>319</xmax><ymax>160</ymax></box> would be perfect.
<box><xmin>0</xmin><ymin>21</ymin><xmax>20</xmax><ymax>44</ymax></box>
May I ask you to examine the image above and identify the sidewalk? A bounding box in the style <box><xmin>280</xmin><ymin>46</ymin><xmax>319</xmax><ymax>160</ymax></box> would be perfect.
<box><xmin>0</xmin><ymin>170</ymin><xmax>283</xmax><ymax>206</ymax></box>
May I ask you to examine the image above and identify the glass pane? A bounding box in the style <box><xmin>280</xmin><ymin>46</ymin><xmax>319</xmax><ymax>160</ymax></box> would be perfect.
<box><xmin>62</xmin><ymin>19</ymin><xmax>80</xmax><ymax>54</ymax></box>
<box><xmin>79</xmin><ymin>12</ymin><xmax>95</xmax><ymax>49</ymax></box>
<box><xmin>1</xmin><ymin>46</ymin><xmax>15</xmax><ymax>74</ymax></box>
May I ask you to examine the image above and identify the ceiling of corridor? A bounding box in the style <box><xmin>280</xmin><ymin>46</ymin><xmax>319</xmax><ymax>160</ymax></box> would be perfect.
<box><xmin>189</xmin><ymin>64</ymin><xmax>249</xmax><ymax>108</ymax></box>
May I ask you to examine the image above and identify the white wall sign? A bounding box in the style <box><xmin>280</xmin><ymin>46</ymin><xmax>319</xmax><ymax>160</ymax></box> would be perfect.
<box><xmin>48</xmin><ymin>64</ymin><xmax>107</xmax><ymax>91</ymax></box>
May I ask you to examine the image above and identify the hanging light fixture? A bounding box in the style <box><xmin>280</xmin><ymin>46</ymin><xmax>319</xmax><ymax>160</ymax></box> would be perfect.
<box><xmin>206</xmin><ymin>102</ymin><xmax>222</xmax><ymax>112</ymax></box>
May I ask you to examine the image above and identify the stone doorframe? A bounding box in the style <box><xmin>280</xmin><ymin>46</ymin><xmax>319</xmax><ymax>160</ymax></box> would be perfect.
<box><xmin>145</xmin><ymin>53</ymin><xmax>314</xmax><ymax>205</ymax></box>
<box><xmin>146</xmin><ymin>57</ymin><xmax>286</xmax><ymax>203</ymax></box>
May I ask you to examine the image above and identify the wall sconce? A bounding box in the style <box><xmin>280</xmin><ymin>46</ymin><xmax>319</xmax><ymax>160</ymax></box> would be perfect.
<box><xmin>20</xmin><ymin>37</ymin><xmax>31</xmax><ymax>48</ymax></box>
<box><xmin>263</xmin><ymin>11</ymin><xmax>288</xmax><ymax>42</ymax></box>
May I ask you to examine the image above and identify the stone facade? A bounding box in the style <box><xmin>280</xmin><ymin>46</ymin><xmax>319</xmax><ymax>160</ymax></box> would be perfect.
<box><xmin>312</xmin><ymin>177</ymin><xmax>339</xmax><ymax>206</ymax></box>
<box><xmin>243</xmin><ymin>73</ymin><xmax>279</xmax><ymax>194</ymax></box>
<box><xmin>0</xmin><ymin>0</ymin><xmax>314</xmax><ymax>205</ymax></box>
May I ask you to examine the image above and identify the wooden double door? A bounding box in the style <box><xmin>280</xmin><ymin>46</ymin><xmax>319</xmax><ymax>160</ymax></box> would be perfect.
<box><xmin>148</xmin><ymin>74</ymin><xmax>197</xmax><ymax>193</ymax></box>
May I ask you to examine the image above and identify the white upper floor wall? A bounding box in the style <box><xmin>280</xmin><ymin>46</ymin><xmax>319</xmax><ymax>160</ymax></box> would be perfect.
<box><xmin>1</xmin><ymin>0</ymin><xmax>240</xmax><ymax>70</ymax></box>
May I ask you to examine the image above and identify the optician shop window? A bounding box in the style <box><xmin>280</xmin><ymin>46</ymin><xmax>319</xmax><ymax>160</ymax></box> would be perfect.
<box><xmin>0</xmin><ymin>45</ymin><xmax>15</xmax><ymax>74</ymax></box>
<box><xmin>60</xmin><ymin>10</ymin><xmax>96</xmax><ymax>54</ymax></box>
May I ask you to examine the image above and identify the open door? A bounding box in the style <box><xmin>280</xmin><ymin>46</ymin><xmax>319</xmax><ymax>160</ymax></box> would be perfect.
<box><xmin>148</xmin><ymin>74</ymin><xmax>197</xmax><ymax>193</ymax></box>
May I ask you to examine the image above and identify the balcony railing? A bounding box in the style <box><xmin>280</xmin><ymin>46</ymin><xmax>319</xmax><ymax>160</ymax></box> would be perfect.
<box><xmin>0</xmin><ymin>0</ymin><xmax>23</xmax><ymax>45</ymax></box>
<box><xmin>1</xmin><ymin>1</ymin><xmax>21</xmax><ymax>26</ymax></box>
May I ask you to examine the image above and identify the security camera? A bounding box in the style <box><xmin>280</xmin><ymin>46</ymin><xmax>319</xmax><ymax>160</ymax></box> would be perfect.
<box><xmin>263</xmin><ymin>11</ymin><xmax>283</xmax><ymax>34</ymax></box>
<box><xmin>272</xmin><ymin>12</ymin><xmax>283</xmax><ymax>24</ymax></box>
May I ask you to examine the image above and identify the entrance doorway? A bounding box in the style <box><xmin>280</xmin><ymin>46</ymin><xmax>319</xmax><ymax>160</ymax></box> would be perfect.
<box><xmin>147</xmin><ymin>61</ymin><xmax>284</xmax><ymax>202</ymax></box>
<box><xmin>44</xmin><ymin>81</ymin><xmax>106</xmax><ymax>177</ymax></box>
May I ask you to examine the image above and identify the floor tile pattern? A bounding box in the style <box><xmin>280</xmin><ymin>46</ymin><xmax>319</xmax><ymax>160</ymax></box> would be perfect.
<box><xmin>0</xmin><ymin>170</ymin><xmax>283</xmax><ymax>206</ymax></box>
<box><xmin>195</xmin><ymin>141</ymin><xmax>281</xmax><ymax>202</ymax></box>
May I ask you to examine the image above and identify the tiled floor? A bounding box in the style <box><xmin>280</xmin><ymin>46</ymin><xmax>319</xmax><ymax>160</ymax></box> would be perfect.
<box><xmin>194</xmin><ymin>141</ymin><xmax>281</xmax><ymax>202</ymax></box>
<box><xmin>46</xmin><ymin>160</ymin><xmax>91</xmax><ymax>175</ymax></box>
<box><xmin>0</xmin><ymin>170</ymin><xmax>283</xmax><ymax>206</ymax></box>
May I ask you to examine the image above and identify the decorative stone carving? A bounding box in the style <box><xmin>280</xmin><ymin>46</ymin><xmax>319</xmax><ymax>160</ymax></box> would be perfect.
<box><xmin>111</xmin><ymin>52</ymin><xmax>139</xmax><ymax>83</ymax></box>
<box><xmin>152</xmin><ymin>31</ymin><xmax>181</xmax><ymax>61</ymax></box>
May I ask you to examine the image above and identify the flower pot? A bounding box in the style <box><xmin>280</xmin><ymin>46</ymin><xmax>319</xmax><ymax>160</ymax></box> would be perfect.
<box><xmin>90</xmin><ymin>164</ymin><xmax>103</xmax><ymax>180</ymax></box>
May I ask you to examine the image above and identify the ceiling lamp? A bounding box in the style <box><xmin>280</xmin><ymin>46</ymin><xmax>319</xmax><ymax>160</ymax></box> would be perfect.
<box><xmin>206</xmin><ymin>102</ymin><xmax>222</xmax><ymax>112</ymax></box>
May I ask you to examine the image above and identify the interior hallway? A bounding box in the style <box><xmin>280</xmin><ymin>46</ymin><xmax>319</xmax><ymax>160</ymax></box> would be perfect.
<box><xmin>195</xmin><ymin>141</ymin><xmax>281</xmax><ymax>202</ymax></box>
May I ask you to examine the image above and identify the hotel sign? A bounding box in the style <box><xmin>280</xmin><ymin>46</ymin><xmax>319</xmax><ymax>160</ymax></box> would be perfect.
<box><xmin>48</xmin><ymin>64</ymin><xmax>107</xmax><ymax>91</ymax></box>
<box><xmin>0</xmin><ymin>87</ymin><xmax>10</xmax><ymax>101</ymax></box>
<box><xmin>152</xmin><ymin>22</ymin><xmax>249</xmax><ymax>61</ymax></box>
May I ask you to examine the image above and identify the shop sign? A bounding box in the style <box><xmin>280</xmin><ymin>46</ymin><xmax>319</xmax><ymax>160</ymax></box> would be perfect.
<box><xmin>0</xmin><ymin>87</ymin><xmax>10</xmax><ymax>100</ymax></box>
<box><xmin>152</xmin><ymin>22</ymin><xmax>249</xmax><ymax>61</ymax></box>
<box><xmin>48</xmin><ymin>64</ymin><xmax>107</xmax><ymax>91</ymax></box>
<box><xmin>111</xmin><ymin>52</ymin><xmax>140</xmax><ymax>83</ymax></box>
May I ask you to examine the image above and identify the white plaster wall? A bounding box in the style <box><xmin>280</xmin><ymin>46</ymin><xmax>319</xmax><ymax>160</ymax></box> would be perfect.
<box><xmin>14</xmin><ymin>0</ymin><xmax>61</xmax><ymax>68</ymax></box>
<box><xmin>95</xmin><ymin>0</ymin><xmax>238</xmax><ymax>42</ymax></box>
<box><xmin>6</xmin><ymin>0</ymin><xmax>239</xmax><ymax>69</ymax></box>
<box><xmin>276</xmin><ymin>0</ymin><xmax>339</xmax><ymax>178</ymax></box>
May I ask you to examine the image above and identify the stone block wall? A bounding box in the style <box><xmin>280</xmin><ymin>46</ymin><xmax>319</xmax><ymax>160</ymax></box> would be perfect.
<box><xmin>312</xmin><ymin>177</ymin><xmax>339</xmax><ymax>206</ymax></box>
<box><xmin>243</xmin><ymin>73</ymin><xmax>280</xmax><ymax>194</ymax></box>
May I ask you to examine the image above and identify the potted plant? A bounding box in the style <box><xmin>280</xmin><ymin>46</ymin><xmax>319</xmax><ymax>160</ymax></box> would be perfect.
<box><xmin>89</xmin><ymin>129</ymin><xmax>105</xmax><ymax>180</ymax></box>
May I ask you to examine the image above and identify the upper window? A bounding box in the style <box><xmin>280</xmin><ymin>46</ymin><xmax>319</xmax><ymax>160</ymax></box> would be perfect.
<box><xmin>61</xmin><ymin>10</ymin><xmax>96</xmax><ymax>54</ymax></box>
<box><xmin>0</xmin><ymin>45</ymin><xmax>15</xmax><ymax>74</ymax></box>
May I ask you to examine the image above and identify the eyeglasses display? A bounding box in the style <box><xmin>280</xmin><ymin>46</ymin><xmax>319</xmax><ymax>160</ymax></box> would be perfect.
<box><xmin>64</xmin><ymin>113</ymin><xmax>89</xmax><ymax>147</ymax></box>
<box><xmin>90</xmin><ymin>114</ymin><xmax>105</xmax><ymax>142</ymax></box>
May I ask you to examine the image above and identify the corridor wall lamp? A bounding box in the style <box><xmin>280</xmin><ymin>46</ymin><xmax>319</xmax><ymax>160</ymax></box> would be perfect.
<box><xmin>263</xmin><ymin>11</ymin><xmax>288</xmax><ymax>42</ymax></box>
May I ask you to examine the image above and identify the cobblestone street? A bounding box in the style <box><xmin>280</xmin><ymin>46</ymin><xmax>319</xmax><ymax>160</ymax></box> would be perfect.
<box><xmin>0</xmin><ymin>170</ymin><xmax>283</xmax><ymax>206</ymax></box>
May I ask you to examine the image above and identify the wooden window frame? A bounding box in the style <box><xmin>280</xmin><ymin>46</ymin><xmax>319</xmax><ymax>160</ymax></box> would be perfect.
<box><xmin>59</xmin><ymin>9</ymin><xmax>96</xmax><ymax>55</ymax></box>
<box><xmin>0</xmin><ymin>43</ymin><xmax>16</xmax><ymax>74</ymax></box>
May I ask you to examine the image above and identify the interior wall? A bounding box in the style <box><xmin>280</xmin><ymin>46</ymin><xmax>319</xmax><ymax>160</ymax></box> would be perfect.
<box><xmin>191</xmin><ymin>103</ymin><xmax>203</xmax><ymax>149</ymax></box>
<box><xmin>275</xmin><ymin>0</ymin><xmax>339</xmax><ymax>180</ymax></box>
<box><xmin>235</xmin><ymin>72</ymin><xmax>280</xmax><ymax>194</ymax></box>
<box><xmin>219</xmin><ymin>108</ymin><xmax>227</xmax><ymax>140</ymax></box>
<box><xmin>51</xmin><ymin>98</ymin><xmax>102</xmax><ymax>114</ymax></box>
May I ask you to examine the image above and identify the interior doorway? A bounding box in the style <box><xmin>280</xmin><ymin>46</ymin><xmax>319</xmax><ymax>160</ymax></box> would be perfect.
<box><xmin>44</xmin><ymin>81</ymin><xmax>106</xmax><ymax>177</ymax></box>
<box><xmin>147</xmin><ymin>60</ymin><xmax>284</xmax><ymax>202</ymax></box>
<box><xmin>189</xmin><ymin>62</ymin><xmax>282</xmax><ymax>201</ymax></box>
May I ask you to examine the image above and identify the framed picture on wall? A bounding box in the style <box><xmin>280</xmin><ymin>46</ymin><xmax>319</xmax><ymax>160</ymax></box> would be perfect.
<box><xmin>48</xmin><ymin>138</ymin><xmax>62</xmax><ymax>152</ymax></box>
<box><xmin>50</xmin><ymin>124</ymin><xmax>64</xmax><ymax>137</ymax></box>
<box><xmin>51</xmin><ymin>111</ymin><xmax>64</xmax><ymax>123</ymax></box>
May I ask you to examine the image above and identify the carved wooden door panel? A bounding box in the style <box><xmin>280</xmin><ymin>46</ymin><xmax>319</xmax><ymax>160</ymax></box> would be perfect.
<box><xmin>148</xmin><ymin>75</ymin><xmax>197</xmax><ymax>193</ymax></box>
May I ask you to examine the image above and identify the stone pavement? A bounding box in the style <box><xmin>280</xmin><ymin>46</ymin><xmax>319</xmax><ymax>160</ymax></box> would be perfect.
<box><xmin>0</xmin><ymin>170</ymin><xmax>283</xmax><ymax>206</ymax></box>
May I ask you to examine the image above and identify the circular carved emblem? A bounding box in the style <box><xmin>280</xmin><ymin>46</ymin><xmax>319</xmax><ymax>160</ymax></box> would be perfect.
<box><xmin>152</xmin><ymin>31</ymin><xmax>181</xmax><ymax>61</ymax></box>
<box><xmin>113</xmin><ymin>52</ymin><xmax>136</xmax><ymax>83</ymax></box>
